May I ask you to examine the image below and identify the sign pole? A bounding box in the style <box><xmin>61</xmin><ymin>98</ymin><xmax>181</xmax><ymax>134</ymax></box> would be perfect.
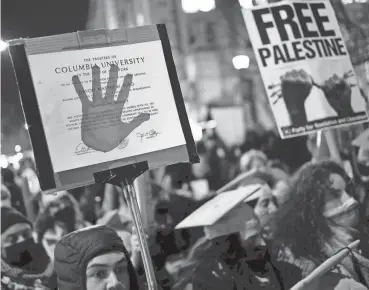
<box><xmin>122</xmin><ymin>183</ymin><xmax>157</xmax><ymax>290</ymax></box>
<box><xmin>324</xmin><ymin>130</ymin><xmax>342</xmax><ymax>163</ymax></box>
<box><xmin>94</xmin><ymin>162</ymin><xmax>158</xmax><ymax>290</ymax></box>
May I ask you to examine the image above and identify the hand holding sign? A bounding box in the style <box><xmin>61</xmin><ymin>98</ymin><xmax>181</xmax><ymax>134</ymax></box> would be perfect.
<box><xmin>269</xmin><ymin>69</ymin><xmax>312</xmax><ymax>126</ymax></box>
<box><xmin>72</xmin><ymin>65</ymin><xmax>150</xmax><ymax>153</ymax></box>
<box><xmin>319</xmin><ymin>70</ymin><xmax>356</xmax><ymax>117</ymax></box>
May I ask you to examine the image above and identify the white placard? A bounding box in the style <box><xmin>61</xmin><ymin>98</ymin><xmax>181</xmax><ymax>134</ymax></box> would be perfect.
<box><xmin>242</xmin><ymin>0</ymin><xmax>368</xmax><ymax>139</ymax></box>
<box><xmin>27</xmin><ymin>41</ymin><xmax>187</xmax><ymax>172</ymax></box>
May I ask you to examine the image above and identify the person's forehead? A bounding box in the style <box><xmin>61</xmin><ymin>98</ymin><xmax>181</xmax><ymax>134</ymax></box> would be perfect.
<box><xmin>87</xmin><ymin>252</ymin><xmax>126</xmax><ymax>268</ymax></box>
<box><xmin>329</xmin><ymin>173</ymin><xmax>346</xmax><ymax>190</ymax></box>
<box><xmin>2</xmin><ymin>223</ymin><xmax>32</xmax><ymax>237</ymax></box>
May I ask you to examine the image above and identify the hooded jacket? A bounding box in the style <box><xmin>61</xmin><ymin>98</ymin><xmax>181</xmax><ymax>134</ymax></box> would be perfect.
<box><xmin>54</xmin><ymin>225</ymin><xmax>139</xmax><ymax>290</ymax></box>
<box><xmin>1</xmin><ymin>207</ymin><xmax>57</xmax><ymax>290</ymax></box>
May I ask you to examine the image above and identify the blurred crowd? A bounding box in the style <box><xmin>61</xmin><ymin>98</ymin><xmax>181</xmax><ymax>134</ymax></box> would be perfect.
<box><xmin>1</xmin><ymin>127</ymin><xmax>369</xmax><ymax>290</ymax></box>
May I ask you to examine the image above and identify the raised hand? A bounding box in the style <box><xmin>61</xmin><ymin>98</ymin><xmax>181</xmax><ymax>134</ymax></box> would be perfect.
<box><xmin>268</xmin><ymin>69</ymin><xmax>313</xmax><ymax>127</ymax></box>
<box><xmin>320</xmin><ymin>70</ymin><xmax>356</xmax><ymax>117</ymax></box>
<box><xmin>72</xmin><ymin>65</ymin><xmax>150</xmax><ymax>152</ymax></box>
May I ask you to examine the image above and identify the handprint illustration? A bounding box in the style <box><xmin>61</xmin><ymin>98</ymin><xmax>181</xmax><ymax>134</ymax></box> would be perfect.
<box><xmin>269</xmin><ymin>69</ymin><xmax>313</xmax><ymax>127</ymax></box>
<box><xmin>72</xmin><ymin>64</ymin><xmax>150</xmax><ymax>153</ymax></box>
<box><xmin>319</xmin><ymin>70</ymin><xmax>357</xmax><ymax>117</ymax></box>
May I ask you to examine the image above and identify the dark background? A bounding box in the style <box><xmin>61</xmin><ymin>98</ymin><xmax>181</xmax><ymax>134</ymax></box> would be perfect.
<box><xmin>1</xmin><ymin>0</ymin><xmax>90</xmax><ymax>154</ymax></box>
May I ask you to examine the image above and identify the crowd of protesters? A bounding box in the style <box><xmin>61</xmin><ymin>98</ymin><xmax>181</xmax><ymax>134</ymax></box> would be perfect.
<box><xmin>1</xmin><ymin>125</ymin><xmax>369</xmax><ymax>290</ymax></box>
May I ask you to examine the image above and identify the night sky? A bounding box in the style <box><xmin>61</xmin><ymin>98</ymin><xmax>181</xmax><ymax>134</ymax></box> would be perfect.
<box><xmin>1</xmin><ymin>0</ymin><xmax>90</xmax><ymax>154</ymax></box>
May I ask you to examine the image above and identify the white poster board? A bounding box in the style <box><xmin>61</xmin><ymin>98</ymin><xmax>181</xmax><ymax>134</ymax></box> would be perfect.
<box><xmin>242</xmin><ymin>0</ymin><xmax>368</xmax><ymax>139</ymax></box>
<box><xmin>9</xmin><ymin>25</ymin><xmax>198</xmax><ymax>192</ymax></box>
<box><xmin>28</xmin><ymin>41</ymin><xmax>186</xmax><ymax>172</ymax></box>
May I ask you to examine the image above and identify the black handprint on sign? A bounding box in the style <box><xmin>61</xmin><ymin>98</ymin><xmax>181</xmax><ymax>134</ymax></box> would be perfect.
<box><xmin>72</xmin><ymin>64</ymin><xmax>150</xmax><ymax>153</ymax></box>
<box><xmin>269</xmin><ymin>69</ymin><xmax>313</xmax><ymax>127</ymax></box>
<box><xmin>319</xmin><ymin>70</ymin><xmax>357</xmax><ymax>117</ymax></box>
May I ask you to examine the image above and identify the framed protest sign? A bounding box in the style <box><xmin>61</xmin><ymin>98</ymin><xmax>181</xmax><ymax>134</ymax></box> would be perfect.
<box><xmin>9</xmin><ymin>24</ymin><xmax>199</xmax><ymax>193</ymax></box>
<box><xmin>242</xmin><ymin>0</ymin><xmax>369</xmax><ymax>139</ymax></box>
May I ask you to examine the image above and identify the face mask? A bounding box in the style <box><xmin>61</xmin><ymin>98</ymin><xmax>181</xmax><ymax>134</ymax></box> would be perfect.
<box><xmin>323</xmin><ymin>197</ymin><xmax>360</xmax><ymax>228</ymax></box>
<box><xmin>244</xmin><ymin>245</ymin><xmax>269</xmax><ymax>273</ymax></box>
<box><xmin>4</xmin><ymin>238</ymin><xmax>50</xmax><ymax>274</ymax></box>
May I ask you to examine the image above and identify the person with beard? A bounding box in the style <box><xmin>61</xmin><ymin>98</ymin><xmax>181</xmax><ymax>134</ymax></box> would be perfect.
<box><xmin>54</xmin><ymin>225</ymin><xmax>139</xmax><ymax>290</ymax></box>
<box><xmin>173</xmin><ymin>193</ymin><xmax>302</xmax><ymax>290</ymax></box>
<box><xmin>274</xmin><ymin>160</ymin><xmax>369</xmax><ymax>288</ymax></box>
<box><xmin>1</xmin><ymin>207</ymin><xmax>57</xmax><ymax>290</ymax></box>
<box><xmin>34</xmin><ymin>191</ymin><xmax>90</xmax><ymax>258</ymax></box>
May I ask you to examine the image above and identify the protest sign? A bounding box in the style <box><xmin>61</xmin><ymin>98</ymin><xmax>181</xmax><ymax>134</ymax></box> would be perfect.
<box><xmin>242</xmin><ymin>0</ymin><xmax>369</xmax><ymax>139</ymax></box>
<box><xmin>9</xmin><ymin>25</ymin><xmax>198</xmax><ymax>193</ymax></box>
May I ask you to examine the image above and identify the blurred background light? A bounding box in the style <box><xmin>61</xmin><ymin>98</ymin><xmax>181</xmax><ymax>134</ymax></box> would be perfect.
<box><xmin>189</xmin><ymin>118</ymin><xmax>203</xmax><ymax>142</ymax></box>
<box><xmin>0</xmin><ymin>156</ymin><xmax>9</xmax><ymax>168</ymax></box>
<box><xmin>182</xmin><ymin>0</ymin><xmax>215</xmax><ymax>13</ymax></box>
<box><xmin>182</xmin><ymin>0</ymin><xmax>200</xmax><ymax>13</ymax></box>
<box><xmin>199</xmin><ymin>0</ymin><xmax>216</xmax><ymax>12</ymax></box>
<box><xmin>232</xmin><ymin>55</ymin><xmax>250</xmax><ymax>70</ymax></box>
<box><xmin>0</xmin><ymin>40</ymin><xmax>8</xmax><ymax>51</ymax></box>
<box><xmin>15</xmin><ymin>145</ymin><xmax>22</xmax><ymax>152</ymax></box>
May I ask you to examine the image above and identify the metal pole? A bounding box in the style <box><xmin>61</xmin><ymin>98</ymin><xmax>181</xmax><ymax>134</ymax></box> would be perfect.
<box><xmin>122</xmin><ymin>183</ymin><xmax>158</xmax><ymax>290</ymax></box>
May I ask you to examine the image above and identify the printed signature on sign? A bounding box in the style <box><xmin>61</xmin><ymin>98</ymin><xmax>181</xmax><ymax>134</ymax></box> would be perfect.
<box><xmin>75</xmin><ymin>143</ymin><xmax>95</xmax><ymax>154</ymax></box>
<box><xmin>136</xmin><ymin>129</ymin><xmax>160</xmax><ymax>142</ymax></box>
<box><xmin>75</xmin><ymin>138</ymin><xmax>129</xmax><ymax>154</ymax></box>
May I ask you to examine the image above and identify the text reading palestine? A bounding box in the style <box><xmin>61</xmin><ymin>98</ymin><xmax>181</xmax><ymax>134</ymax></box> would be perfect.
<box><xmin>252</xmin><ymin>2</ymin><xmax>347</xmax><ymax>67</ymax></box>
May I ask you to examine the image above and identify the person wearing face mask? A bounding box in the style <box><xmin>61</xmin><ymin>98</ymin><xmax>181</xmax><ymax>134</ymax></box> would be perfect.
<box><xmin>173</xmin><ymin>187</ymin><xmax>303</xmax><ymax>290</ymax></box>
<box><xmin>273</xmin><ymin>160</ymin><xmax>369</xmax><ymax>288</ymax></box>
<box><xmin>54</xmin><ymin>225</ymin><xmax>139</xmax><ymax>290</ymax></box>
<box><xmin>35</xmin><ymin>191</ymin><xmax>90</xmax><ymax>258</ymax></box>
<box><xmin>1</xmin><ymin>207</ymin><xmax>57</xmax><ymax>290</ymax></box>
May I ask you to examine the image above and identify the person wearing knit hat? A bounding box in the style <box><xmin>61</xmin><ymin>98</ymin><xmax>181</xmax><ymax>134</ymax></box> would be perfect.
<box><xmin>1</xmin><ymin>207</ymin><xmax>57</xmax><ymax>290</ymax></box>
<box><xmin>54</xmin><ymin>225</ymin><xmax>139</xmax><ymax>290</ymax></box>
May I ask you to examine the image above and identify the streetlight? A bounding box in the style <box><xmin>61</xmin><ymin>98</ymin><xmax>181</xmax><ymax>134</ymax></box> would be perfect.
<box><xmin>232</xmin><ymin>55</ymin><xmax>250</xmax><ymax>70</ymax></box>
<box><xmin>199</xmin><ymin>0</ymin><xmax>216</xmax><ymax>12</ymax></box>
<box><xmin>0</xmin><ymin>40</ymin><xmax>8</xmax><ymax>51</ymax></box>
<box><xmin>182</xmin><ymin>0</ymin><xmax>215</xmax><ymax>13</ymax></box>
